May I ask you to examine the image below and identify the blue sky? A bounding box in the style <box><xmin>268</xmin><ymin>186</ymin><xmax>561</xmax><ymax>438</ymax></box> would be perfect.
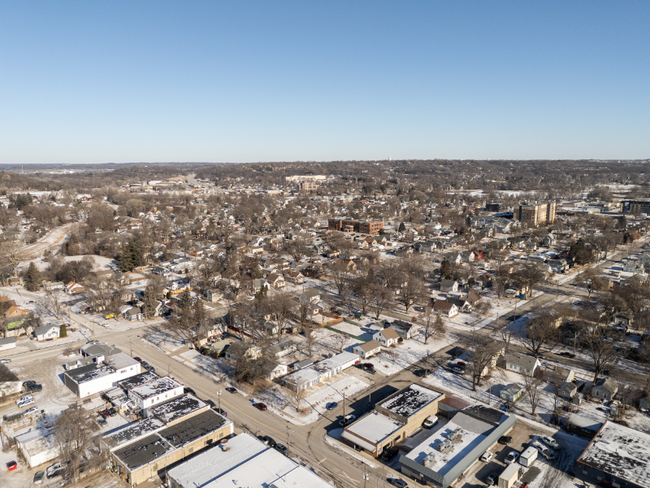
<box><xmin>1</xmin><ymin>1</ymin><xmax>649</xmax><ymax>163</ymax></box>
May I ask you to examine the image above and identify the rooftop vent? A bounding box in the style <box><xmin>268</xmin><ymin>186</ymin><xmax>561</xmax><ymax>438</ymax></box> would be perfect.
<box><xmin>436</xmin><ymin>440</ymin><xmax>452</xmax><ymax>453</ymax></box>
<box><xmin>449</xmin><ymin>428</ymin><xmax>462</xmax><ymax>442</ymax></box>
<box><xmin>220</xmin><ymin>439</ymin><xmax>229</xmax><ymax>452</ymax></box>
<box><xmin>422</xmin><ymin>453</ymin><xmax>436</xmax><ymax>467</ymax></box>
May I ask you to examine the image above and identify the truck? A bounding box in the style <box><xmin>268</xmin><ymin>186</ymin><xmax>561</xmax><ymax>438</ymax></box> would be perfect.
<box><xmin>518</xmin><ymin>446</ymin><xmax>538</xmax><ymax>467</ymax></box>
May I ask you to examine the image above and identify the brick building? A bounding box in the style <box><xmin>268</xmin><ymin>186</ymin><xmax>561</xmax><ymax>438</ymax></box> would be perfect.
<box><xmin>517</xmin><ymin>201</ymin><xmax>556</xmax><ymax>227</ymax></box>
<box><xmin>328</xmin><ymin>218</ymin><xmax>383</xmax><ymax>235</ymax></box>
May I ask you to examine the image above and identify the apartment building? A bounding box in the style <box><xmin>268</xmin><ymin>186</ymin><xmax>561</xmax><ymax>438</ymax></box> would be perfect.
<box><xmin>517</xmin><ymin>201</ymin><xmax>556</xmax><ymax>227</ymax></box>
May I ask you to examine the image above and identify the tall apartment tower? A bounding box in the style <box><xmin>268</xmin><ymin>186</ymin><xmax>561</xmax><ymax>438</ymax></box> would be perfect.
<box><xmin>517</xmin><ymin>201</ymin><xmax>556</xmax><ymax>227</ymax></box>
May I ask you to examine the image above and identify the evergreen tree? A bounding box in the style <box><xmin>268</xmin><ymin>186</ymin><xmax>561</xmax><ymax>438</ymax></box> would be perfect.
<box><xmin>23</xmin><ymin>262</ymin><xmax>42</xmax><ymax>291</ymax></box>
<box><xmin>60</xmin><ymin>324</ymin><xmax>67</xmax><ymax>338</ymax></box>
<box><xmin>142</xmin><ymin>286</ymin><xmax>159</xmax><ymax>318</ymax></box>
<box><xmin>117</xmin><ymin>238</ymin><xmax>144</xmax><ymax>271</ymax></box>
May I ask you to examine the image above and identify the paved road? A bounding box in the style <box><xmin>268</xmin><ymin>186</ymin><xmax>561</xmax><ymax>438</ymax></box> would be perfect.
<box><xmin>17</xmin><ymin>222</ymin><xmax>82</xmax><ymax>259</ymax></box>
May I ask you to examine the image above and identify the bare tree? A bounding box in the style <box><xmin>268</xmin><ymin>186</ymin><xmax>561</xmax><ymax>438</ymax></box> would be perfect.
<box><xmin>329</xmin><ymin>260</ymin><xmax>352</xmax><ymax>296</ymax></box>
<box><xmin>524</xmin><ymin>373</ymin><xmax>543</xmax><ymax>416</ymax></box>
<box><xmin>520</xmin><ymin>311</ymin><xmax>560</xmax><ymax>358</ymax></box>
<box><xmin>421</xmin><ymin>307</ymin><xmax>445</xmax><ymax>344</ymax></box>
<box><xmin>54</xmin><ymin>407</ymin><xmax>99</xmax><ymax>481</ymax></box>
<box><xmin>40</xmin><ymin>289</ymin><xmax>63</xmax><ymax>319</ymax></box>
<box><xmin>466</xmin><ymin>332</ymin><xmax>501</xmax><ymax>391</ymax></box>
<box><xmin>581</xmin><ymin>326</ymin><xmax>624</xmax><ymax>383</ymax></box>
<box><xmin>286</xmin><ymin>386</ymin><xmax>308</xmax><ymax>413</ymax></box>
<box><xmin>499</xmin><ymin>327</ymin><xmax>514</xmax><ymax>354</ymax></box>
<box><xmin>266</xmin><ymin>292</ymin><xmax>293</xmax><ymax>342</ymax></box>
<box><xmin>398</xmin><ymin>273</ymin><xmax>427</xmax><ymax>312</ymax></box>
<box><xmin>369</xmin><ymin>282</ymin><xmax>392</xmax><ymax>320</ymax></box>
<box><xmin>303</xmin><ymin>326</ymin><xmax>316</xmax><ymax>357</ymax></box>
<box><xmin>514</xmin><ymin>262</ymin><xmax>545</xmax><ymax>298</ymax></box>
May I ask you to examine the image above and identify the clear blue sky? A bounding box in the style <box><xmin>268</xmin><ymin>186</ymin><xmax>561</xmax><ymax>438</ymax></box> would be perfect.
<box><xmin>1</xmin><ymin>1</ymin><xmax>649</xmax><ymax>163</ymax></box>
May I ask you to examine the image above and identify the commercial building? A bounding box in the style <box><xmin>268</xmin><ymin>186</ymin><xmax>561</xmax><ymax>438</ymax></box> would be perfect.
<box><xmin>63</xmin><ymin>351</ymin><xmax>141</xmax><ymax>398</ymax></box>
<box><xmin>622</xmin><ymin>200</ymin><xmax>650</xmax><ymax>215</ymax></box>
<box><xmin>166</xmin><ymin>433</ymin><xmax>333</xmax><ymax>488</ymax></box>
<box><xmin>575</xmin><ymin>421</ymin><xmax>650</xmax><ymax>488</ymax></box>
<box><xmin>399</xmin><ymin>405</ymin><xmax>516</xmax><ymax>488</ymax></box>
<box><xmin>105</xmin><ymin>409</ymin><xmax>233</xmax><ymax>486</ymax></box>
<box><xmin>128</xmin><ymin>376</ymin><xmax>184</xmax><ymax>412</ymax></box>
<box><xmin>517</xmin><ymin>201</ymin><xmax>556</xmax><ymax>227</ymax></box>
<box><xmin>328</xmin><ymin>218</ymin><xmax>384</xmax><ymax>235</ymax></box>
<box><xmin>342</xmin><ymin>384</ymin><xmax>444</xmax><ymax>457</ymax></box>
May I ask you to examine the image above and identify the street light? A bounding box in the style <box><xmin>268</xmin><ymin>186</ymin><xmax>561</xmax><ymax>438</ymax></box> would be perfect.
<box><xmin>217</xmin><ymin>389</ymin><xmax>222</xmax><ymax>412</ymax></box>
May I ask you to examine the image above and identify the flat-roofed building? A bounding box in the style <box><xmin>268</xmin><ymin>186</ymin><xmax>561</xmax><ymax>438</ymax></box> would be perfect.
<box><xmin>399</xmin><ymin>405</ymin><xmax>516</xmax><ymax>487</ymax></box>
<box><xmin>342</xmin><ymin>384</ymin><xmax>444</xmax><ymax>457</ymax></box>
<box><xmin>167</xmin><ymin>433</ymin><xmax>333</xmax><ymax>488</ymax></box>
<box><xmin>128</xmin><ymin>376</ymin><xmax>184</xmax><ymax>412</ymax></box>
<box><xmin>63</xmin><ymin>351</ymin><xmax>141</xmax><ymax>398</ymax></box>
<box><xmin>105</xmin><ymin>409</ymin><xmax>233</xmax><ymax>486</ymax></box>
<box><xmin>517</xmin><ymin>201</ymin><xmax>556</xmax><ymax>227</ymax></box>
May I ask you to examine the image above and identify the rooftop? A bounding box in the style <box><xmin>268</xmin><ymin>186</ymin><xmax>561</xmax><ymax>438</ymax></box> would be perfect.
<box><xmin>343</xmin><ymin>411</ymin><xmax>404</xmax><ymax>445</ymax></box>
<box><xmin>578</xmin><ymin>421</ymin><xmax>650</xmax><ymax>488</ymax></box>
<box><xmin>64</xmin><ymin>362</ymin><xmax>116</xmax><ymax>384</ymax></box>
<box><xmin>158</xmin><ymin>409</ymin><xmax>227</xmax><ymax>447</ymax></box>
<box><xmin>104</xmin><ymin>417</ymin><xmax>165</xmax><ymax>448</ymax></box>
<box><xmin>150</xmin><ymin>394</ymin><xmax>208</xmax><ymax>425</ymax></box>
<box><xmin>118</xmin><ymin>371</ymin><xmax>160</xmax><ymax>390</ymax></box>
<box><xmin>379</xmin><ymin>384</ymin><xmax>443</xmax><ymax>418</ymax></box>
<box><xmin>167</xmin><ymin>433</ymin><xmax>333</xmax><ymax>488</ymax></box>
<box><xmin>129</xmin><ymin>376</ymin><xmax>183</xmax><ymax>400</ymax></box>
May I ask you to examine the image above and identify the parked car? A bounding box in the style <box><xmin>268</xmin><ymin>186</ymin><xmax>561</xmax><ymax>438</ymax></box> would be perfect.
<box><xmin>339</xmin><ymin>414</ymin><xmax>356</xmax><ymax>426</ymax></box>
<box><xmin>0</xmin><ymin>358</ymin><xmax>11</xmax><ymax>364</ymax></box>
<box><xmin>27</xmin><ymin>384</ymin><xmax>43</xmax><ymax>392</ymax></box>
<box><xmin>16</xmin><ymin>395</ymin><xmax>34</xmax><ymax>408</ymax></box>
<box><xmin>387</xmin><ymin>478</ymin><xmax>408</xmax><ymax>487</ymax></box>
<box><xmin>107</xmin><ymin>407</ymin><xmax>117</xmax><ymax>416</ymax></box>
<box><xmin>225</xmin><ymin>387</ymin><xmax>237</xmax><ymax>393</ymax></box>
<box><xmin>539</xmin><ymin>435</ymin><xmax>559</xmax><ymax>450</ymax></box>
<box><xmin>505</xmin><ymin>450</ymin><xmax>520</xmax><ymax>464</ymax></box>
<box><xmin>253</xmin><ymin>402</ymin><xmax>267</xmax><ymax>411</ymax></box>
<box><xmin>259</xmin><ymin>435</ymin><xmax>276</xmax><ymax>447</ymax></box>
<box><xmin>97</xmin><ymin>418</ymin><xmax>108</xmax><ymax>427</ymax></box>
<box><xmin>24</xmin><ymin>406</ymin><xmax>39</xmax><ymax>415</ymax></box>
<box><xmin>6</xmin><ymin>460</ymin><xmax>17</xmax><ymax>471</ymax></box>
<box><xmin>275</xmin><ymin>443</ymin><xmax>289</xmax><ymax>456</ymax></box>
<box><xmin>104</xmin><ymin>313</ymin><xmax>116</xmax><ymax>319</ymax></box>
<box><xmin>34</xmin><ymin>470</ymin><xmax>45</xmax><ymax>484</ymax></box>
<box><xmin>380</xmin><ymin>447</ymin><xmax>399</xmax><ymax>461</ymax></box>
<box><xmin>23</xmin><ymin>380</ymin><xmax>36</xmax><ymax>388</ymax></box>
<box><xmin>133</xmin><ymin>357</ymin><xmax>142</xmax><ymax>362</ymax></box>
<box><xmin>412</xmin><ymin>369</ymin><xmax>426</xmax><ymax>377</ymax></box>
<box><xmin>486</xmin><ymin>472</ymin><xmax>499</xmax><ymax>486</ymax></box>
<box><xmin>326</xmin><ymin>402</ymin><xmax>338</xmax><ymax>410</ymax></box>
<box><xmin>480</xmin><ymin>451</ymin><xmax>494</xmax><ymax>462</ymax></box>
<box><xmin>498</xmin><ymin>435</ymin><xmax>512</xmax><ymax>445</ymax></box>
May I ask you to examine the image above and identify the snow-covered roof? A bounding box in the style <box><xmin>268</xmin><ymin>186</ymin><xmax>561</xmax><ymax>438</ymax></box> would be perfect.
<box><xmin>378</xmin><ymin>384</ymin><xmax>443</xmax><ymax>418</ymax></box>
<box><xmin>167</xmin><ymin>433</ymin><xmax>332</xmax><ymax>488</ymax></box>
<box><xmin>343</xmin><ymin>411</ymin><xmax>404</xmax><ymax>445</ymax></box>
<box><xmin>129</xmin><ymin>376</ymin><xmax>183</xmax><ymax>400</ymax></box>
<box><xmin>578</xmin><ymin>421</ymin><xmax>650</xmax><ymax>488</ymax></box>
<box><xmin>150</xmin><ymin>394</ymin><xmax>208</xmax><ymax>425</ymax></box>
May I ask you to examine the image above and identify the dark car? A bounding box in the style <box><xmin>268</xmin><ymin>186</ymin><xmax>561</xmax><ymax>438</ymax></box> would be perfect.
<box><xmin>27</xmin><ymin>384</ymin><xmax>43</xmax><ymax>392</ymax></box>
<box><xmin>133</xmin><ymin>357</ymin><xmax>142</xmax><ymax>362</ymax></box>
<box><xmin>275</xmin><ymin>443</ymin><xmax>289</xmax><ymax>456</ymax></box>
<box><xmin>486</xmin><ymin>472</ymin><xmax>499</xmax><ymax>486</ymax></box>
<box><xmin>381</xmin><ymin>447</ymin><xmax>399</xmax><ymax>461</ymax></box>
<box><xmin>23</xmin><ymin>380</ymin><xmax>36</xmax><ymax>388</ymax></box>
<box><xmin>225</xmin><ymin>387</ymin><xmax>237</xmax><ymax>393</ymax></box>
<box><xmin>387</xmin><ymin>478</ymin><xmax>408</xmax><ymax>487</ymax></box>
<box><xmin>325</xmin><ymin>402</ymin><xmax>338</xmax><ymax>410</ymax></box>
<box><xmin>99</xmin><ymin>410</ymin><xmax>110</xmax><ymax>419</ymax></box>
<box><xmin>108</xmin><ymin>407</ymin><xmax>117</xmax><ymax>416</ymax></box>
<box><xmin>253</xmin><ymin>402</ymin><xmax>268</xmax><ymax>411</ymax></box>
<box><xmin>413</xmin><ymin>369</ymin><xmax>426</xmax><ymax>377</ymax></box>
<box><xmin>259</xmin><ymin>435</ymin><xmax>276</xmax><ymax>447</ymax></box>
<box><xmin>34</xmin><ymin>470</ymin><xmax>45</xmax><ymax>484</ymax></box>
<box><xmin>558</xmin><ymin>352</ymin><xmax>575</xmax><ymax>358</ymax></box>
<box><xmin>204</xmin><ymin>399</ymin><xmax>216</xmax><ymax>408</ymax></box>
<box><xmin>498</xmin><ymin>435</ymin><xmax>512</xmax><ymax>445</ymax></box>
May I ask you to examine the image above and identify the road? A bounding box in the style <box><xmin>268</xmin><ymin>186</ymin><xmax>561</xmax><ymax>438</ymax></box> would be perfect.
<box><xmin>17</xmin><ymin>222</ymin><xmax>82</xmax><ymax>259</ymax></box>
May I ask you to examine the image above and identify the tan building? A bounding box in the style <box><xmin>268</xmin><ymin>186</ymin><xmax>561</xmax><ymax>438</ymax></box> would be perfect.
<box><xmin>517</xmin><ymin>201</ymin><xmax>556</xmax><ymax>227</ymax></box>
<box><xmin>342</xmin><ymin>384</ymin><xmax>444</xmax><ymax>457</ymax></box>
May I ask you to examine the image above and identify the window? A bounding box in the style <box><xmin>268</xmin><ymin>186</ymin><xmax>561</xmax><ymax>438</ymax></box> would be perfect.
<box><xmin>188</xmin><ymin>447</ymin><xmax>193</xmax><ymax>453</ymax></box>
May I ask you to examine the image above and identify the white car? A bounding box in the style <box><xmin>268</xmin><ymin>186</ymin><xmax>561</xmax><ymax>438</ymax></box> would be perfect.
<box><xmin>16</xmin><ymin>395</ymin><xmax>34</xmax><ymax>408</ymax></box>
<box><xmin>505</xmin><ymin>450</ymin><xmax>520</xmax><ymax>464</ymax></box>
<box><xmin>24</xmin><ymin>406</ymin><xmax>39</xmax><ymax>415</ymax></box>
<box><xmin>480</xmin><ymin>451</ymin><xmax>494</xmax><ymax>462</ymax></box>
<box><xmin>539</xmin><ymin>435</ymin><xmax>559</xmax><ymax>450</ymax></box>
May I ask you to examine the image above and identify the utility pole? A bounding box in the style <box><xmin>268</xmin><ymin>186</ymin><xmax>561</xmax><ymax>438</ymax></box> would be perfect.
<box><xmin>129</xmin><ymin>338</ymin><xmax>132</xmax><ymax>357</ymax></box>
<box><xmin>342</xmin><ymin>392</ymin><xmax>346</xmax><ymax>418</ymax></box>
<box><xmin>217</xmin><ymin>389</ymin><xmax>222</xmax><ymax>412</ymax></box>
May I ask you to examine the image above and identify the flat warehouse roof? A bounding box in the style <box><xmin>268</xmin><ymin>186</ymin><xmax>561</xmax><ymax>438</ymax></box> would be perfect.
<box><xmin>130</xmin><ymin>376</ymin><xmax>182</xmax><ymax>400</ymax></box>
<box><xmin>118</xmin><ymin>371</ymin><xmax>160</xmax><ymax>390</ymax></box>
<box><xmin>104</xmin><ymin>418</ymin><xmax>166</xmax><ymax>448</ymax></box>
<box><xmin>114</xmin><ymin>434</ymin><xmax>173</xmax><ymax>470</ymax></box>
<box><xmin>344</xmin><ymin>412</ymin><xmax>404</xmax><ymax>445</ymax></box>
<box><xmin>159</xmin><ymin>409</ymin><xmax>227</xmax><ymax>447</ymax></box>
<box><xmin>150</xmin><ymin>394</ymin><xmax>207</xmax><ymax>424</ymax></box>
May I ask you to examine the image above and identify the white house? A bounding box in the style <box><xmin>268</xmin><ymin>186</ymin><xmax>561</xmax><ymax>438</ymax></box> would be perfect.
<box><xmin>266</xmin><ymin>363</ymin><xmax>288</xmax><ymax>381</ymax></box>
<box><xmin>373</xmin><ymin>327</ymin><xmax>400</xmax><ymax>347</ymax></box>
<box><xmin>432</xmin><ymin>300</ymin><xmax>459</xmax><ymax>318</ymax></box>
<box><xmin>353</xmin><ymin>340</ymin><xmax>381</xmax><ymax>359</ymax></box>
<box><xmin>504</xmin><ymin>352</ymin><xmax>541</xmax><ymax>376</ymax></box>
<box><xmin>34</xmin><ymin>324</ymin><xmax>61</xmax><ymax>342</ymax></box>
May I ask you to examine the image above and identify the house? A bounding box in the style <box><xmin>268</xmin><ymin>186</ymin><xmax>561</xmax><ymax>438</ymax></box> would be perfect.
<box><xmin>440</xmin><ymin>279</ymin><xmax>459</xmax><ymax>293</ymax></box>
<box><xmin>285</xmin><ymin>270</ymin><xmax>305</xmax><ymax>284</ymax></box>
<box><xmin>388</xmin><ymin>320</ymin><xmax>417</xmax><ymax>340</ymax></box>
<box><xmin>4</xmin><ymin>305</ymin><xmax>28</xmax><ymax>318</ymax></box>
<box><xmin>504</xmin><ymin>352</ymin><xmax>540</xmax><ymax>376</ymax></box>
<box><xmin>559</xmin><ymin>381</ymin><xmax>582</xmax><ymax>400</ymax></box>
<box><xmin>205</xmin><ymin>288</ymin><xmax>223</xmax><ymax>303</ymax></box>
<box><xmin>543</xmin><ymin>233</ymin><xmax>557</xmax><ymax>247</ymax></box>
<box><xmin>33</xmin><ymin>324</ymin><xmax>61</xmax><ymax>342</ymax></box>
<box><xmin>225</xmin><ymin>342</ymin><xmax>262</xmax><ymax>361</ymax></box>
<box><xmin>373</xmin><ymin>327</ymin><xmax>400</xmax><ymax>347</ymax></box>
<box><xmin>448</xmin><ymin>297</ymin><xmax>472</xmax><ymax>313</ymax></box>
<box><xmin>542</xmin><ymin>364</ymin><xmax>575</xmax><ymax>386</ymax></box>
<box><xmin>353</xmin><ymin>340</ymin><xmax>381</xmax><ymax>359</ymax></box>
<box><xmin>591</xmin><ymin>377</ymin><xmax>618</xmax><ymax>402</ymax></box>
<box><xmin>265</xmin><ymin>362</ymin><xmax>288</xmax><ymax>381</ymax></box>
<box><xmin>42</xmin><ymin>281</ymin><xmax>65</xmax><ymax>291</ymax></box>
<box><xmin>300</xmin><ymin>289</ymin><xmax>321</xmax><ymax>304</ymax></box>
<box><xmin>500</xmin><ymin>384</ymin><xmax>524</xmax><ymax>403</ymax></box>
<box><xmin>125</xmin><ymin>307</ymin><xmax>143</xmax><ymax>321</ymax></box>
<box><xmin>266</xmin><ymin>273</ymin><xmax>285</xmax><ymax>289</ymax></box>
<box><xmin>65</xmin><ymin>281</ymin><xmax>84</xmax><ymax>294</ymax></box>
<box><xmin>253</xmin><ymin>279</ymin><xmax>271</xmax><ymax>293</ymax></box>
<box><xmin>432</xmin><ymin>300</ymin><xmax>459</xmax><ymax>318</ymax></box>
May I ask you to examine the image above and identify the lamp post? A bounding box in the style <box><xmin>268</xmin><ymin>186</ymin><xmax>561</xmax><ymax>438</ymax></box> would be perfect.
<box><xmin>217</xmin><ymin>389</ymin><xmax>222</xmax><ymax>412</ymax></box>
